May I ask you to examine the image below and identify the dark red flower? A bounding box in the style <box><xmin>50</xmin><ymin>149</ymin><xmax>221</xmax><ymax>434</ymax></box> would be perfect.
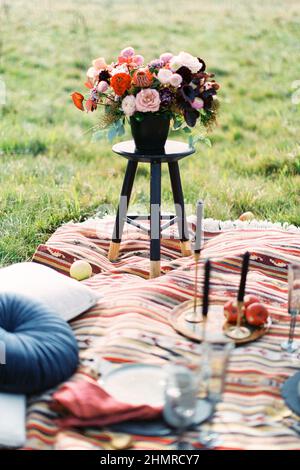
<box><xmin>197</xmin><ymin>58</ymin><xmax>206</xmax><ymax>72</ymax></box>
<box><xmin>98</xmin><ymin>70</ymin><xmax>111</xmax><ymax>83</ymax></box>
<box><xmin>159</xmin><ymin>88</ymin><xmax>173</xmax><ymax>107</ymax></box>
<box><xmin>184</xmin><ymin>108</ymin><xmax>199</xmax><ymax>127</ymax></box>
<box><xmin>176</xmin><ymin>66</ymin><xmax>192</xmax><ymax>84</ymax></box>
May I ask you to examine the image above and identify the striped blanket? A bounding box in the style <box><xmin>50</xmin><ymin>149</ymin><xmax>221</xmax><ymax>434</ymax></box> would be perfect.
<box><xmin>27</xmin><ymin>216</ymin><xmax>300</xmax><ymax>450</ymax></box>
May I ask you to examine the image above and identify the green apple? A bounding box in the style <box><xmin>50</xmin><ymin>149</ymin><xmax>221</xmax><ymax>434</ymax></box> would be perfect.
<box><xmin>70</xmin><ymin>260</ymin><xmax>92</xmax><ymax>281</ymax></box>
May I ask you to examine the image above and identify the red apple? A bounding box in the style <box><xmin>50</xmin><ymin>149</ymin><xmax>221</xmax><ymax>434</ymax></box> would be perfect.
<box><xmin>245</xmin><ymin>302</ymin><xmax>269</xmax><ymax>326</ymax></box>
<box><xmin>244</xmin><ymin>294</ymin><xmax>260</xmax><ymax>308</ymax></box>
<box><xmin>224</xmin><ymin>300</ymin><xmax>239</xmax><ymax>324</ymax></box>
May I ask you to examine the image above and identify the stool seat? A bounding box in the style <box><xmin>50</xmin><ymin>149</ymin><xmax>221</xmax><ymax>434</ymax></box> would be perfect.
<box><xmin>113</xmin><ymin>140</ymin><xmax>195</xmax><ymax>163</ymax></box>
<box><xmin>108</xmin><ymin>140</ymin><xmax>195</xmax><ymax>278</ymax></box>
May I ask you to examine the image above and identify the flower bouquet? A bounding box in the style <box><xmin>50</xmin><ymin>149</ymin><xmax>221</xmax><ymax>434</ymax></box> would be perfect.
<box><xmin>72</xmin><ymin>47</ymin><xmax>220</xmax><ymax>153</ymax></box>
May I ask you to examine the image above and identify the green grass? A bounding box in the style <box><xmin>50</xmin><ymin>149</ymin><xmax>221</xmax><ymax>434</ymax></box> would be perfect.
<box><xmin>0</xmin><ymin>0</ymin><xmax>300</xmax><ymax>265</ymax></box>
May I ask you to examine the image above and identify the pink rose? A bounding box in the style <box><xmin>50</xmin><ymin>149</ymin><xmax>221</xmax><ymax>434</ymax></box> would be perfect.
<box><xmin>120</xmin><ymin>47</ymin><xmax>135</xmax><ymax>58</ymax></box>
<box><xmin>170</xmin><ymin>51</ymin><xmax>201</xmax><ymax>73</ymax></box>
<box><xmin>97</xmin><ymin>81</ymin><xmax>108</xmax><ymax>93</ymax></box>
<box><xmin>92</xmin><ymin>57</ymin><xmax>107</xmax><ymax>71</ymax></box>
<box><xmin>133</xmin><ymin>54</ymin><xmax>144</xmax><ymax>66</ymax></box>
<box><xmin>169</xmin><ymin>73</ymin><xmax>182</xmax><ymax>88</ymax></box>
<box><xmin>191</xmin><ymin>97</ymin><xmax>204</xmax><ymax>110</ymax></box>
<box><xmin>135</xmin><ymin>88</ymin><xmax>161</xmax><ymax>113</ymax></box>
<box><xmin>160</xmin><ymin>52</ymin><xmax>173</xmax><ymax>64</ymax></box>
<box><xmin>122</xmin><ymin>95</ymin><xmax>136</xmax><ymax>116</ymax></box>
<box><xmin>157</xmin><ymin>68</ymin><xmax>173</xmax><ymax>84</ymax></box>
<box><xmin>86</xmin><ymin>66</ymin><xmax>98</xmax><ymax>85</ymax></box>
<box><xmin>86</xmin><ymin>66</ymin><xmax>97</xmax><ymax>79</ymax></box>
<box><xmin>110</xmin><ymin>64</ymin><xmax>129</xmax><ymax>76</ymax></box>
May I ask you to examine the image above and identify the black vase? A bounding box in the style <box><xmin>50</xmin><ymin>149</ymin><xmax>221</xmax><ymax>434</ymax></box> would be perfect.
<box><xmin>130</xmin><ymin>113</ymin><xmax>170</xmax><ymax>154</ymax></box>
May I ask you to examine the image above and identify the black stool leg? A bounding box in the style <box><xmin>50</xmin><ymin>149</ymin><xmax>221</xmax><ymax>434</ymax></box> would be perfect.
<box><xmin>150</xmin><ymin>161</ymin><xmax>161</xmax><ymax>278</ymax></box>
<box><xmin>108</xmin><ymin>160</ymin><xmax>138</xmax><ymax>261</ymax></box>
<box><xmin>168</xmin><ymin>161</ymin><xmax>192</xmax><ymax>256</ymax></box>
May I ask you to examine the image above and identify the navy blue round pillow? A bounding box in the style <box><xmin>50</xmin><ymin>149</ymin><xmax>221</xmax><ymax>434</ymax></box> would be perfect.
<box><xmin>0</xmin><ymin>293</ymin><xmax>78</xmax><ymax>394</ymax></box>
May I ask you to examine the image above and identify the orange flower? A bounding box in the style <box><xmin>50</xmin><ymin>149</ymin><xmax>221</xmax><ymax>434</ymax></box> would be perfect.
<box><xmin>71</xmin><ymin>92</ymin><xmax>84</xmax><ymax>111</ymax></box>
<box><xmin>110</xmin><ymin>73</ymin><xmax>132</xmax><ymax>96</ymax></box>
<box><xmin>132</xmin><ymin>68</ymin><xmax>153</xmax><ymax>88</ymax></box>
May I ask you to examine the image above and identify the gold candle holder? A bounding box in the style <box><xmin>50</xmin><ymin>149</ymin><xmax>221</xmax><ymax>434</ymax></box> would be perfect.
<box><xmin>184</xmin><ymin>252</ymin><xmax>203</xmax><ymax>323</ymax></box>
<box><xmin>225</xmin><ymin>301</ymin><xmax>251</xmax><ymax>340</ymax></box>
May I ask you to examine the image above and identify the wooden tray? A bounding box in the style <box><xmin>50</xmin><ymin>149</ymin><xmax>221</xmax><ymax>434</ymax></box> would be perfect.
<box><xmin>169</xmin><ymin>300</ymin><xmax>271</xmax><ymax>344</ymax></box>
<box><xmin>223</xmin><ymin>317</ymin><xmax>272</xmax><ymax>345</ymax></box>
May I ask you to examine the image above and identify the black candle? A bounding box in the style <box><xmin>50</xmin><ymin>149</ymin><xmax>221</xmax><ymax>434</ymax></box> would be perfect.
<box><xmin>202</xmin><ymin>259</ymin><xmax>211</xmax><ymax>318</ymax></box>
<box><xmin>238</xmin><ymin>252</ymin><xmax>250</xmax><ymax>302</ymax></box>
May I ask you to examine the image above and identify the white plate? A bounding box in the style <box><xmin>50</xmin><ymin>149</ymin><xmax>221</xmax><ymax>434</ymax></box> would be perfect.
<box><xmin>100</xmin><ymin>364</ymin><xmax>167</xmax><ymax>407</ymax></box>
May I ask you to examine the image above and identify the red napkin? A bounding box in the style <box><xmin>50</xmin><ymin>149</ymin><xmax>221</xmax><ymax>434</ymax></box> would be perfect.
<box><xmin>52</xmin><ymin>378</ymin><xmax>162</xmax><ymax>427</ymax></box>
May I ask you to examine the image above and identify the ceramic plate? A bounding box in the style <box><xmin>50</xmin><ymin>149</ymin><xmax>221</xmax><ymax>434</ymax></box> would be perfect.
<box><xmin>100</xmin><ymin>364</ymin><xmax>167</xmax><ymax>407</ymax></box>
<box><xmin>282</xmin><ymin>371</ymin><xmax>300</xmax><ymax>416</ymax></box>
<box><xmin>110</xmin><ymin>399</ymin><xmax>213</xmax><ymax>436</ymax></box>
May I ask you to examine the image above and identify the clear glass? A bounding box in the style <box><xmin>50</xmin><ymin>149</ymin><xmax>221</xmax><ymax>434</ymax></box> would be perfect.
<box><xmin>163</xmin><ymin>364</ymin><xmax>198</xmax><ymax>450</ymax></box>
<box><xmin>281</xmin><ymin>264</ymin><xmax>300</xmax><ymax>354</ymax></box>
<box><xmin>197</xmin><ymin>341</ymin><xmax>233</xmax><ymax>448</ymax></box>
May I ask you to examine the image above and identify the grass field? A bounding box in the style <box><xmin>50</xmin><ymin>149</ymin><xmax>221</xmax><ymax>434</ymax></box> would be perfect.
<box><xmin>0</xmin><ymin>0</ymin><xmax>300</xmax><ymax>266</ymax></box>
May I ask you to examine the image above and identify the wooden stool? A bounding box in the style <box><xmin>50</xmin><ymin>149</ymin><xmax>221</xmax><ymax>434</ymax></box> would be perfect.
<box><xmin>108</xmin><ymin>140</ymin><xmax>195</xmax><ymax>278</ymax></box>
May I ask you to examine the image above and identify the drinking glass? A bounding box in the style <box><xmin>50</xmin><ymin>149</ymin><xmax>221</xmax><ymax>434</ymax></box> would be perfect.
<box><xmin>163</xmin><ymin>364</ymin><xmax>198</xmax><ymax>450</ymax></box>
<box><xmin>197</xmin><ymin>341</ymin><xmax>233</xmax><ymax>448</ymax></box>
<box><xmin>281</xmin><ymin>264</ymin><xmax>300</xmax><ymax>354</ymax></box>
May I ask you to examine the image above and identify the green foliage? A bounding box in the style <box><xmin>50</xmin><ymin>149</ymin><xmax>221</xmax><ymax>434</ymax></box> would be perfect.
<box><xmin>0</xmin><ymin>0</ymin><xmax>300</xmax><ymax>266</ymax></box>
<box><xmin>188</xmin><ymin>134</ymin><xmax>212</xmax><ymax>149</ymax></box>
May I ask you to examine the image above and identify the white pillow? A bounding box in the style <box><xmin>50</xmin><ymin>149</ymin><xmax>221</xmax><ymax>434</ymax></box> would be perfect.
<box><xmin>0</xmin><ymin>262</ymin><xmax>99</xmax><ymax>321</ymax></box>
<box><xmin>0</xmin><ymin>393</ymin><xmax>26</xmax><ymax>448</ymax></box>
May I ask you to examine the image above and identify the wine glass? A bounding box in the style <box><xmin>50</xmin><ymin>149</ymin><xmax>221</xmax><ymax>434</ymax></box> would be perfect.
<box><xmin>197</xmin><ymin>341</ymin><xmax>233</xmax><ymax>449</ymax></box>
<box><xmin>281</xmin><ymin>264</ymin><xmax>300</xmax><ymax>354</ymax></box>
<box><xmin>163</xmin><ymin>364</ymin><xmax>198</xmax><ymax>450</ymax></box>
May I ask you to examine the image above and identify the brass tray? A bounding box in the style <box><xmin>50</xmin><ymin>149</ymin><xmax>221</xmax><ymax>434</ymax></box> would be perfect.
<box><xmin>169</xmin><ymin>300</ymin><xmax>271</xmax><ymax>344</ymax></box>
<box><xmin>223</xmin><ymin>316</ymin><xmax>272</xmax><ymax>345</ymax></box>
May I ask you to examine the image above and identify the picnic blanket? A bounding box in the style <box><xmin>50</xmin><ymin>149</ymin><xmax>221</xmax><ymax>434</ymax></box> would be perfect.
<box><xmin>26</xmin><ymin>216</ymin><xmax>300</xmax><ymax>450</ymax></box>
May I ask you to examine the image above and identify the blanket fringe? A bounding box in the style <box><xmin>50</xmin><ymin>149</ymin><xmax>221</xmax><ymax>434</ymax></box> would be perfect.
<box><xmin>99</xmin><ymin>215</ymin><xmax>300</xmax><ymax>233</ymax></box>
<box><xmin>87</xmin><ymin>214</ymin><xmax>300</xmax><ymax>234</ymax></box>
<box><xmin>197</xmin><ymin>217</ymin><xmax>300</xmax><ymax>233</ymax></box>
